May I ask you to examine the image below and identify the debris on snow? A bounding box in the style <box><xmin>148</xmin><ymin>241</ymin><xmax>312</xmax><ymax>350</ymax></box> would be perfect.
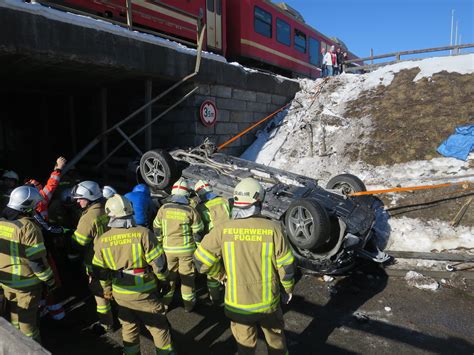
<box><xmin>323</xmin><ymin>275</ymin><xmax>335</xmax><ymax>282</ymax></box>
<box><xmin>404</xmin><ymin>271</ymin><xmax>440</xmax><ymax>291</ymax></box>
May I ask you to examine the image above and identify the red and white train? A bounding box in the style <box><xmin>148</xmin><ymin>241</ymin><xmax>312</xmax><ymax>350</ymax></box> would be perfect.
<box><xmin>41</xmin><ymin>0</ymin><xmax>358</xmax><ymax>78</ymax></box>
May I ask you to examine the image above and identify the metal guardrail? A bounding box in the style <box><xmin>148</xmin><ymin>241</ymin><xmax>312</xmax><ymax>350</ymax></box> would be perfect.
<box><xmin>344</xmin><ymin>43</ymin><xmax>474</xmax><ymax>73</ymax></box>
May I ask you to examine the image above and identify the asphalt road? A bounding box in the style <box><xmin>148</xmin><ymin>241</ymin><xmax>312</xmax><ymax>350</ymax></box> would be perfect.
<box><xmin>40</xmin><ymin>263</ymin><xmax>474</xmax><ymax>354</ymax></box>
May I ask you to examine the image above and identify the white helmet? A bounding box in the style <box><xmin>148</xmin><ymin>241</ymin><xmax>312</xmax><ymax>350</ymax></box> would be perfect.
<box><xmin>194</xmin><ymin>179</ymin><xmax>213</xmax><ymax>198</ymax></box>
<box><xmin>7</xmin><ymin>186</ymin><xmax>43</xmax><ymax>213</ymax></box>
<box><xmin>105</xmin><ymin>194</ymin><xmax>133</xmax><ymax>218</ymax></box>
<box><xmin>102</xmin><ymin>186</ymin><xmax>117</xmax><ymax>199</ymax></box>
<box><xmin>171</xmin><ymin>177</ymin><xmax>190</xmax><ymax>197</ymax></box>
<box><xmin>2</xmin><ymin>170</ymin><xmax>19</xmax><ymax>181</ymax></box>
<box><xmin>71</xmin><ymin>181</ymin><xmax>102</xmax><ymax>201</ymax></box>
<box><xmin>233</xmin><ymin>178</ymin><xmax>265</xmax><ymax>207</ymax></box>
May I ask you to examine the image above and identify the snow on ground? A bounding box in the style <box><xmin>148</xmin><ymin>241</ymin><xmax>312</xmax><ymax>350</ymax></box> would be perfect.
<box><xmin>242</xmin><ymin>54</ymin><xmax>474</xmax><ymax>253</ymax></box>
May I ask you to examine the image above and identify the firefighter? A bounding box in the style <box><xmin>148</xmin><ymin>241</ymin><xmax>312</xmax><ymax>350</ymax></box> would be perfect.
<box><xmin>153</xmin><ymin>177</ymin><xmax>204</xmax><ymax>312</ymax></box>
<box><xmin>194</xmin><ymin>179</ymin><xmax>231</xmax><ymax>304</ymax></box>
<box><xmin>92</xmin><ymin>194</ymin><xmax>174</xmax><ymax>354</ymax></box>
<box><xmin>0</xmin><ymin>170</ymin><xmax>19</xmax><ymax>210</ymax></box>
<box><xmin>0</xmin><ymin>186</ymin><xmax>56</xmax><ymax>342</ymax></box>
<box><xmin>194</xmin><ymin>178</ymin><xmax>296</xmax><ymax>354</ymax></box>
<box><xmin>102</xmin><ymin>185</ymin><xmax>117</xmax><ymax>199</ymax></box>
<box><xmin>25</xmin><ymin>156</ymin><xmax>67</xmax><ymax>221</ymax></box>
<box><xmin>71</xmin><ymin>180</ymin><xmax>113</xmax><ymax>331</ymax></box>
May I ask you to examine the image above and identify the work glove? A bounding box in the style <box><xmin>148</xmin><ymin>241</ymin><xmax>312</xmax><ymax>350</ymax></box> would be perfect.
<box><xmin>55</xmin><ymin>156</ymin><xmax>67</xmax><ymax>171</ymax></box>
<box><xmin>281</xmin><ymin>292</ymin><xmax>293</xmax><ymax>305</ymax></box>
<box><xmin>103</xmin><ymin>289</ymin><xmax>113</xmax><ymax>301</ymax></box>
<box><xmin>157</xmin><ymin>280</ymin><xmax>171</xmax><ymax>298</ymax></box>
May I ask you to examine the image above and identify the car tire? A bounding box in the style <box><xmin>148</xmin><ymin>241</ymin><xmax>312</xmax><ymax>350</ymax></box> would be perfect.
<box><xmin>325</xmin><ymin>174</ymin><xmax>367</xmax><ymax>195</ymax></box>
<box><xmin>139</xmin><ymin>149</ymin><xmax>178</xmax><ymax>190</ymax></box>
<box><xmin>285</xmin><ymin>198</ymin><xmax>331</xmax><ymax>251</ymax></box>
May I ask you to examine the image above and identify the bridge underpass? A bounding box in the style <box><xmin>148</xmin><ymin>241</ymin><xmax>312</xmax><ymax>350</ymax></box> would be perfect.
<box><xmin>0</xmin><ymin>1</ymin><xmax>300</xmax><ymax>190</ymax></box>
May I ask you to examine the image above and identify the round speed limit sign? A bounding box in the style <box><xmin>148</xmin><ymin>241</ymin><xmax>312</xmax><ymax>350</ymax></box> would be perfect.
<box><xmin>199</xmin><ymin>100</ymin><xmax>218</xmax><ymax>127</ymax></box>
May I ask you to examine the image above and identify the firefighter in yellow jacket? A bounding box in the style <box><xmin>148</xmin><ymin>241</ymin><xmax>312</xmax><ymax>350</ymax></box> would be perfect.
<box><xmin>194</xmin><ymin>178</ymin><xmax>295</xmax><ymax>354</ymax></box>
<box><xmin>153</xmin><ymin>177</ymin><xmax>203</xmax><ymax>312</ymax></box>
<box><xmin>194</xmin><ymin>179</ymin><xmax>230</xmax><ymax>304</ymax></box>
<box><xmin>71</xmin><ymin>180</ymin><xmax>113</xmax><ymax>331</ymax></box>
<box><xmin>92</xmin><ymin>194</ymin><xmax>174</xmax><ymax>354</ymax></box>
<box><xmin>0</xmin><ymin>186</ymin><xmax>56</xmax><ymax>342</ymax></box>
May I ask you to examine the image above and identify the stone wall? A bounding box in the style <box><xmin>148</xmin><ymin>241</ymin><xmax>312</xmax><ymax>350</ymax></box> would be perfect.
<box><xmin>155</xmin><ymin>83</ymin><xmax>297</xmax><ymax>156</ymax></box>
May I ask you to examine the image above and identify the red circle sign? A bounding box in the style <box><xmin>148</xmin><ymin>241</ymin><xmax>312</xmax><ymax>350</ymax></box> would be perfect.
<box><xmin>199</xmin><ymin>100</ymin><xmax>218</xmax><ymax>127</ymax></box>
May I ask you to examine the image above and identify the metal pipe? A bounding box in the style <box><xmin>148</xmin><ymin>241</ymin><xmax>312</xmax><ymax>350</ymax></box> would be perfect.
<box><xmin>96</xmin><ymin>86</ymin><xmax>199</xmax><ymax>168</ymax></box>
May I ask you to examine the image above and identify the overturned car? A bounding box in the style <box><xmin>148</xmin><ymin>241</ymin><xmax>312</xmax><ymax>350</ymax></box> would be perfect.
<box><xmin>139</xmin><ymin>142</ymin><xmax>390</xmax><ymax>274</ymax></box>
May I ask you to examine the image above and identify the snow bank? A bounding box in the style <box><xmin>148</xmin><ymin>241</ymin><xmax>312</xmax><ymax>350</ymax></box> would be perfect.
<box><xmin>242</xmin><ymin>54</ymin><xmax>474</xmax><ymax>253</ymax></box>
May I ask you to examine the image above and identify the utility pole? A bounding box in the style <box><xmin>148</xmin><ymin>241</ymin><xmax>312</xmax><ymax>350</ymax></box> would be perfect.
<box><xmin>450</xmin><ymin>9</ymin><xmax>454</xmax><ymax>55</ymax></box>
<box><xmin>455</xmin><ymin>21</ymin><xmax>459</xmax><ymax>54</ymax></box>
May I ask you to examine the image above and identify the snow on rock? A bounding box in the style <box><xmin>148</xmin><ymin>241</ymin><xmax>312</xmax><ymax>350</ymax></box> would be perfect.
<box><xmin>242</xmin><ymin>54</ymin><xmax>474</xmax><ymax>253</ymax></box>
<box><xmin>404</xmin><ymin>271</ymin><xmax>440</xmax><ymax>291</ymax></box>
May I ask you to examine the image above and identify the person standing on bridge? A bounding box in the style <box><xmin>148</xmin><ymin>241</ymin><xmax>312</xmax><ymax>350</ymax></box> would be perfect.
<box><xmin>194</xmin><ymin>179</ymin><xmax>230</xmax><ymax>305</ymax></box>
<box><xmin>0</xmin><ymin>186</ymin><xmax>56</xmax><ymax>342</ymax></box>
<box><xmin>153</xmin><ymin>177</ymin><xmax>204</xmax><ymax>312</ymax></box>
<box><xmin>194</xmin><ymin>178</ymin><xmax>296</xmax><ymax>354</ymax></box>
<box><xmin>92</xmin><ymin>194</ymin><xmax>174</xmax><ymax>354</ymax></box>
<box><xmin>71</xmin><ymin>180</ymin><xmax>113</xmax><ymax>332</ymax></box>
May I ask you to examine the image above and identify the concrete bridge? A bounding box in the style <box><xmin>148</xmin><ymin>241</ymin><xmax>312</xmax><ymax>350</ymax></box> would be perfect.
<box><xmin>0</xmin><ymin>1</ymin><xmax>300</xmax><ymax>188</ymax></box>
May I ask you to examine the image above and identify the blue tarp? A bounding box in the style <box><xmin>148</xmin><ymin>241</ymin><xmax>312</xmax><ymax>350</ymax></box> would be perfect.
<box><xmin>437</xmin><ymin>124</ymin><xmax>474</xmax><ymax>161</ymax></box>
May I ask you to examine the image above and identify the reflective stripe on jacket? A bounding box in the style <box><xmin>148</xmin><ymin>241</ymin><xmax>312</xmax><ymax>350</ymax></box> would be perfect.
<box><xmin>196</xmin><ymin>196</ymin><xmax>231</xmax><ymax>234</ymax></box>
<box><xmin>36</xmin><ymin>170</ymin><xmax>62</xmax><ymax>221</ymax></box>
<box><xmin>0</xmin><ymin>217</ymin><xmax>53</xmax><ymax>288</ymax></box>
<box><xmin>92</xmin><ymin>226</ymin><xmax>168</xmax><ymax>296</ymax></box>
<box><xmin>194</xmin><ymin>217</ymin><xmax>295</xmax><ymax>315</ymax></box>
<box><xmin>73</xmin><ymin>202</ymin><xmax>109</xmax><ymax>270</ymax></box>
<box><xmin>153</xmin><ymin>203</ymin><xmax>203</xmax><ymax>256</ymax></box>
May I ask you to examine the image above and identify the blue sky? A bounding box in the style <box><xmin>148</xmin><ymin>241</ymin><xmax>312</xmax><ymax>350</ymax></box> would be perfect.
<box><xmin>284</xmin><ymin>0</ymin><xmax>473</xmax><ymax>58</ymax></box>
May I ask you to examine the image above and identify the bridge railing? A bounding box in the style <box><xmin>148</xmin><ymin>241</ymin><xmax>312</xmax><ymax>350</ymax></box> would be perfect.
<box><xmin>344</xmin><ymin>43</ymin><xmax>474</xmax><ymax>73</ymax></box>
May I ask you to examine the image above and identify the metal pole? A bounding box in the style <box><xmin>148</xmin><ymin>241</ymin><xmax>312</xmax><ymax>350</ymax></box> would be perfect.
<box><xmin>96</xmin><ymin>87</ymin><xmax>198</xmax><ymax>168</ymax></box>
<box><xmin>459</xmin><ymin>34</ymin><xmax>462</xmax><ymax>54</ymax></box>
<box><xmin>69</xmin><ymin>96</ymin><xmax>77</xmax><ymax>155</ymax></box>
<box><xmin>450</xmin><ymin>9</ymin><xmax>454</xmax><ymax>54</ymax></box>
<box><xmin>455</xmin><ymin>21</ymin><xmax>458</xmax><ymax>48</ymax></box>
<box><xmin>126</xmin><ymin>0</ymin><xmax>133</xmax><ymax>30</ymax></box>
<box><xmin>370</xmin><ymin>48</ymin><xmax>373</xmax><ymax>64</ymax></box>
<box><xmin>100</xmin><ymin>88</ymin><xmax>108</xmax><ymax>164</ymax></box>
<box><xmin>145</xmin><ymin>79</ymin><xmax>152</xmax><ymax>150</ymax></box>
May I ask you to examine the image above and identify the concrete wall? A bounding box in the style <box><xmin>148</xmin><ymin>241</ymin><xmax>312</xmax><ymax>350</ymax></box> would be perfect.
<box><xmin>156</xmin><ymin>84</ymin><xmax>293</xmax><ymax>156</ymax></box>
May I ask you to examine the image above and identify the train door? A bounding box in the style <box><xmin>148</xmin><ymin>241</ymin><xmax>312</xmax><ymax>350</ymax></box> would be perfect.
<box><xmin>206</xmin><ymin>0</ymin><xmax>223</xmax><ymax>51</ymax></box>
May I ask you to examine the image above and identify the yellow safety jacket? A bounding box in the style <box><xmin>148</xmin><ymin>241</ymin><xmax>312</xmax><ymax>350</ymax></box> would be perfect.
<box><xmin>153</xmin><ymin>202</ymin><xmax>204</xmax><ymax>256</ymax></box>
<box><xmin>194</xmin><ymin>216</ymin><xmax>295</xmax><ymax>315</ymax></box>
<box><xmin>92</xmin><ymin>226</ymin><xmax>168</xmax><ymax>296</ymax></box>
<box><xmin>0</xmin><ymin>217</ymin><xmax>53</xmax><ymax>289</ymax></box>
<box><xmin>72</xmin><ymin>202</ymin><xmax>109</xmax><ymax>271</ymax></box>
<box><xmin>196</xmin><ymin>196</ymin><xmax>231</xmax><ymax>234</ymax></box>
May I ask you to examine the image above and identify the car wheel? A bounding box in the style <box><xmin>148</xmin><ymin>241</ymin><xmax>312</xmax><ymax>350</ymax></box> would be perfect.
<box><xmin>139</xmin><ymin>149</ymin><xmax>178</xmax><ymax>190</ymax></box>
<box><xmin>325</xmin><ymin>174</ymin><xmax>366</xmax><ymax>195</ymax></box>
<box><xmin>285</xmin><ymin>199</ymin><xmax>331</xmax><ymax>250</ymax></box>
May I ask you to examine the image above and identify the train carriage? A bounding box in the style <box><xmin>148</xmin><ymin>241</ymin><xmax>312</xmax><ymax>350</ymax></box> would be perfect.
<box><xmin>37</xmin><ymin>0</ymin><xmax>358</xmax><ymax>78</ymax></box>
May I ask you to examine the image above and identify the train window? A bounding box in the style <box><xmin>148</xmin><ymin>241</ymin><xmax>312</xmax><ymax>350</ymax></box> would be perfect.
<box><xmin>294</xmin><ymin>29</ymin><xmax>306</xmax><ymax>53</ymax></box>
<box><xmin>216</xmin><ymin>0</ymin><xmax>221</xmax><ymax>15</ymax></box>
<box><xmin>207</xmin><ymin>0</ymin><xmax>214</xmax><ymax>12</ymax></box>
<box><xmin>276</xmin><ymin>18</ymin><xmax>291</xmax><ymax>46</ymax></box>
<box><xmin>254</xmin><ymin>6</ymin><xmax>272</xmax><ymax>38</ymax></box>
<box><xmin>309</xmin><ymin>37</ymin><xmax>320</xmax><ymax>65</ymax></box>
